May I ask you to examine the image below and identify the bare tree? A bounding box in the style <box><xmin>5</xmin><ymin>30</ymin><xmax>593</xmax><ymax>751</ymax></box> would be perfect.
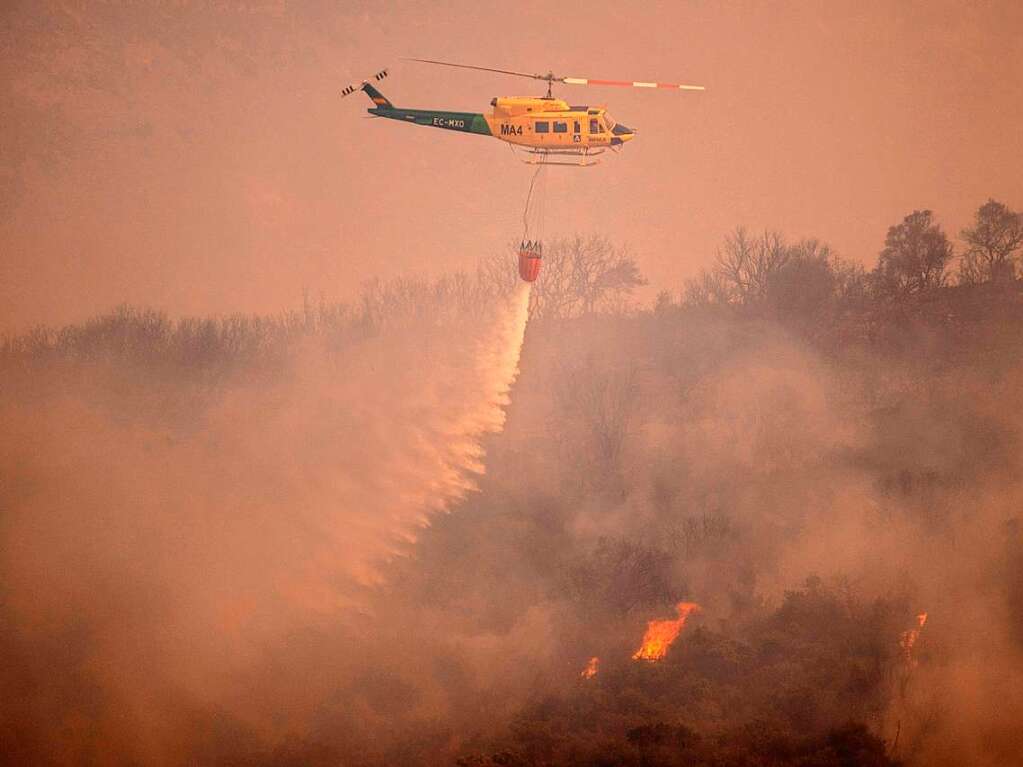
<box><xmin>872</xmin><ymin>210</ymin><xmax>953</xmax><ymax>298</ymax></box>
<box><xmin>958</xmin><ymin>199</ymin><xmax>1023</xmax><ymax>284</ymax></box>
<box><xmin>566</xmin><ymin>235</ymin><xmax>646</xmax><ymax>315</ymax></box>
<box><xmin>476</xmin><ymin>251</ymin><xmax>520</xmax><ymax>300</ymax></box>
<box><xmin>713</xmin><ymin>227</ymin><xmax>790</xmax><ymax>304</ymax></box>
<box><xmin>681</xmin><ymin>269</ymin><xmax>733</xmax><ymax>307</ymax></box>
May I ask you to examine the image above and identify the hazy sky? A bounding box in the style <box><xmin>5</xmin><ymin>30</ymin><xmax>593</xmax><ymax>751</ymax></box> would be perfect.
<box><xmin>2</xmin><ymin>0</ymin><xmax>1022</xmax><ymax>330</ymax></box>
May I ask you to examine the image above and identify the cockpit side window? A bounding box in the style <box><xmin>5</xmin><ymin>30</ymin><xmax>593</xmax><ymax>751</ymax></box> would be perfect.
<box><xmin>589</xmin><ymin>118</ymin><xmax>601</xmax><ymax>133</ymax></box>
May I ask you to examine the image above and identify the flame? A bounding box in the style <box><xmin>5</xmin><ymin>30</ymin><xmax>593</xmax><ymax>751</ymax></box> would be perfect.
<box><xmin>581</xmin><ymin>656</ymin><xmax>600</xmax><ymax>679</ymax></box>
<box><xmin>632</xmin><ymin>602</ymin><xmax>700</xmax><ymax>661</ymax></box>
<box><xmin>899</xmin><ymin>611</ymin><xmax>928</xmax><ymax>665</ymax></box>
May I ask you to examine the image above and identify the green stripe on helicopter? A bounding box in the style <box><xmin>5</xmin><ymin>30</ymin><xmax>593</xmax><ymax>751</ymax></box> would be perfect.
<box><xmin>368</xmin><ymin>107</ymin><xmax>492</xmax><ymax>136</ymax></box>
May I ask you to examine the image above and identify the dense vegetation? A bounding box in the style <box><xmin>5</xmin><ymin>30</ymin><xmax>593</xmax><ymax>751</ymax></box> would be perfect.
<box><xmin>2</xmin><ymin>200</ymin><xmax>1022</xmax><ymax>766</ymax></box>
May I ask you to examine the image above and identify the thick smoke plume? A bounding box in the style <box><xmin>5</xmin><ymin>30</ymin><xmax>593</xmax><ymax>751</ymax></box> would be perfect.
<box><xmin>0</xmin><ymin>282</ymin><xmax>531</xmax><ymax>764</ymax></box>
<box><xmin>3</xmin><ymin>256</ymin><xmax>1023</xmax><ymax>766</ymax></box>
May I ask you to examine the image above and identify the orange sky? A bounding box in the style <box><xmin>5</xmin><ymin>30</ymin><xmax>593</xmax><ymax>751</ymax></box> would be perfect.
<box><xmin>2</xmin><ymin>0</ymin><xmax>1021</xmax><ymax>331</ymax></box>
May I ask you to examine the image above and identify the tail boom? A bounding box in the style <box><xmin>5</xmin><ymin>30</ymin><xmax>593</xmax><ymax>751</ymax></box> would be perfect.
<box><xmin>368</xmin><ymin>108</ymin><xmax>492</xmax><ymax>136</ymax></box>
<box><xmin>342</xmin><ymin>67</ymin><xmax>491</xmax><ymax>136</ymax></box>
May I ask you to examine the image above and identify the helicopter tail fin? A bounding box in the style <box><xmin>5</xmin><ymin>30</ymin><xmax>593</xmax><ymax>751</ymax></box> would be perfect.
<box><xmin>340</xmin><ymin>69</ymin><xmax>394</xmax><ymax>109</ymax></box>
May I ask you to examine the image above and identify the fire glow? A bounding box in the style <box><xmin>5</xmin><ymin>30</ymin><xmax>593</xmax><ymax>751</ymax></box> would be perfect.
<box><xmin>581</xmin><ymin>656</ymin><xmax>600</xmax><ymax>679</ymax></box>
<box><xmin>632</xmin><ymin>602</ymin><xmax>700</xmax><ymax>661</ymax></box>
<box><xmin>900</xmin><ymin>612</ymin><xmax>928</xmax><ymax>665</ymax></box>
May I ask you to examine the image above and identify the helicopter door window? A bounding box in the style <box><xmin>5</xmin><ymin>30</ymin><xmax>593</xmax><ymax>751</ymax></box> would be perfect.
<box><xmin>553</xmin><ymin>121</ymin><xmax>568</xmax><ymax>133</ymax></box>
<box><xmin>535</xmin><ymin>121</ymin><xmax>549</xmax><ymax>133</ymax></box>
<box><xmin>589</xmin><ymin>118</ymin><xmax>601</xmax><ymax>133</ymax></box>
<box><xmin>574</xmin><ymin>121</ymin><xmax>581</xmax><ymax>133</ymax></box>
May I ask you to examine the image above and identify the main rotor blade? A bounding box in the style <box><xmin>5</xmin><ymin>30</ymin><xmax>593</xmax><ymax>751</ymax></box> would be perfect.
<box><xmin>403</xmin><ymin>57</ymin><xmax>556</xmax><ymax>82</ymax></box>
<box><xmin>402</xmin><ymin>58</ymin><xmax>703</xmax><ymax>91</ymax></box>
<box><xmin>563</xmin><ymin>76</ymin><xmax>705</xmax><ymax>91</ymax></box>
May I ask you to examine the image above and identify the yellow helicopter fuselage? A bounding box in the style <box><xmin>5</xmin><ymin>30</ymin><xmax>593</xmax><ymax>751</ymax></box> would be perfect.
<box><xmin>483</xmin><ymin>97</ymin><xmax>633</xmax><ymax>150</ymax></box>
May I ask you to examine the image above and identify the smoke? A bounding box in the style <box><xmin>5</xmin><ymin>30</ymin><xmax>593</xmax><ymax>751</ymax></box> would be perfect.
<box><xmin>0</xmin><ymin>283</ymin><xmax>531</xmax><ymax>764</ymax></box>
<box><xmin>4</xmin><ymin>278</ymin><xmax>1023</xmax><ymax>765</ymax></box>
<box><xmin>497</xmin><ymin>310</ymin><xmax>1023</xmax><ymax>765</ymax></box>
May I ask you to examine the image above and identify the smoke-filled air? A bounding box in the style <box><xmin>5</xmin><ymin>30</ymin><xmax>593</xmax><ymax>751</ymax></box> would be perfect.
<box><xmin>3</xmin><ymin>3</ymin><xmax>1023</xmax><ymax>767</ymax></box>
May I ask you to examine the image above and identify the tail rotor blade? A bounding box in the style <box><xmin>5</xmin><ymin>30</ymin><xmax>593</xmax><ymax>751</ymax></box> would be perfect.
<box><xmin>341</xmin><ymin>68</ymin><xmax>389</xmax><ymax>98</ymax></box>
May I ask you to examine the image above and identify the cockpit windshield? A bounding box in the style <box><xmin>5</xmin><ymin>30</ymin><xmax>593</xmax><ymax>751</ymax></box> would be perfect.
<box><xmin>603</xmin><ymin>113</ymin><xmax>616</xmax><ymax>132</ymax></box>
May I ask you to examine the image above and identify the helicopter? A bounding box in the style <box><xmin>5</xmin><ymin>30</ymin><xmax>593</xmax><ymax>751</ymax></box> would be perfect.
<box><xmin>341</xmin><ymin>58</ymin><xmax>704</xmax><ymax>167</ymax></box>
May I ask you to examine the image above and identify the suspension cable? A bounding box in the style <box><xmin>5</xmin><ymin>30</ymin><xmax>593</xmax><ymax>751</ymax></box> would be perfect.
<box><xmin>522</xmin><ymin>161</ymin><xmax>542</xmax><ymax>240</ymax></box>
<box><xmin>522</xmin><ymin>154</ymin><xmax>548</xmax><ymax>242</ymax></box>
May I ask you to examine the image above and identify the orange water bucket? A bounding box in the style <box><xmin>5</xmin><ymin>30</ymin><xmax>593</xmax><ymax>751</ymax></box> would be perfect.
<box><xmin>518</xmin><ymin>246</ymin><xmax>542</xmax><ymax>282</ymax></box>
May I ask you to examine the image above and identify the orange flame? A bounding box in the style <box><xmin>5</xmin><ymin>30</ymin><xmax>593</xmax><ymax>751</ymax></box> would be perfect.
<box><xmin>899</xmin><ymin>611</ymin><xmax>928</xmax><ymax>665</ymax></box>
<box><xmin>581</xmin><ymin>656</ymin><xmax>600</xmax><ymax>679</ymax></box>
<box><xmin>632</xmin><ymin>602</ymin><xmax>701</xmax><ymax>661</ymax></box>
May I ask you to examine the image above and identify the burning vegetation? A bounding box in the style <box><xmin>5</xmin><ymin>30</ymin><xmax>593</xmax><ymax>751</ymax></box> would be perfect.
<box><xmin>900</xmin><ymin>612</ymin><xmax>928</xmax><ymax>666</ymax></box>
<box><xmin>632</xmin><ymin>602</ymin><xmax>701</xmax><ymax>661</ymax></box>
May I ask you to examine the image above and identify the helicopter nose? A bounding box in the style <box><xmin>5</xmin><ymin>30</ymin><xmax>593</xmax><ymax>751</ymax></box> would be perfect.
<box><xmin>611</xmin><ymin>123</ymin><xmax>636</xmax><ymax>143</ymax></box>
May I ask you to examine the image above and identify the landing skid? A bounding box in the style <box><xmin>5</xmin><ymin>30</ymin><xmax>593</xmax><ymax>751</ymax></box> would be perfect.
<box><xmin>513</xmin><ymin>146</ymin><xmax>609</xmax><ymax>167</ymax></box>
<box><xmin>523</xmin><ymin>156</ymin><xmax>600</xmax><ymax>167</ymax></box>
